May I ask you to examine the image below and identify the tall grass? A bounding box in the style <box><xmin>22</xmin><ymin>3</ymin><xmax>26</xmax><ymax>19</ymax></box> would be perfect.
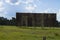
<box><xmin>0</xmin><ymin>26</ymin><xmax>60</xmax><ymax>40</ymax></box>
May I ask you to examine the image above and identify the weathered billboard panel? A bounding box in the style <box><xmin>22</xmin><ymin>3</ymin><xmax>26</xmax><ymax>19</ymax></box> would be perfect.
<box><xmin>16</xmin><ymin>13</ymin><xmax>57</xmax><ymax>27</ymax></box>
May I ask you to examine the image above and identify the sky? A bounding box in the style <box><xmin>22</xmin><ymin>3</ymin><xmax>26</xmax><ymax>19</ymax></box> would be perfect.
<box><xmin>0</xmin><ymin>0</ymin><xmax>60</xmax><ymax>21</ymax></box>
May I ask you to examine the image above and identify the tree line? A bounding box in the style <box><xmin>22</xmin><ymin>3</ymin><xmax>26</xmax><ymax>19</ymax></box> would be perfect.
<box><xmin>0</xmin><ymin>17</ymin><xmax>16</xmax><ymax>26</ymax></box>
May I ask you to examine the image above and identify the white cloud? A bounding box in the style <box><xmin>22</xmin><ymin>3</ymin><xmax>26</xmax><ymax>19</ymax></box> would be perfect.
<box><xmin>0</xmin><ymin>8</ymin><xmax>5</xmax><ymax>12</ymax></box>
<box><xmin>26</xmin><ymin>0</ymin><xmax>34</xmax><ymax>2</ymax></box>
<box><xmin>0</xmin><ymin>1</ymin><xmax>7</xmax><ymax>17</ymax></box>
<box><xmin>21</xmin><ymin>0</ymin><xmax>41</xmax><ymax>5</ymax></box>
<box><xmin>44</xmin><ymin>8</ymin><xmax>56</xmax><ymax>13</ymax></box>
<box><xmin>5</xmin><ymin>0</ymin><xmax>21</xmax><ymax>5</ymax></box>
<box><xmin>0</xmin><ymin>1</ymin><xmax>5</xmax><ymax>12</ymax></box>
<box><xmin>22</xmin><ymin>0</ymin><xmax>41</xmax><ymax>4</ymax></box>
<box><xmin>24</xmin><ymin>0</ymin><xmax>40</xmax><ymax>4</ymax></box>
<box><xmin>0</xmin><ymin>10</ymin><xmax>7</xmax><ymax>17</ymax></box>
<box><xmin>0</xmin><ymin>1</ymin><xmax>3</xmax><ymax>7</ymax></box>
<box><xmin>25</xmin><ymin>4</ymin><xmax>37</xmax><ymax>12</ymax></box>
<box><xmin>57</xmin><ymin>9</ymin><xmax>60</xmax><ymax>21</ymax></box>
<box><xmin>24</xmin><ymin>0</ymin><xmax>34</xmax><ymax>4</ymax></box>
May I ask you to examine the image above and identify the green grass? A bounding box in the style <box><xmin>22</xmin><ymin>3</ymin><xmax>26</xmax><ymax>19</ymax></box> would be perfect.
<box><xmin>0</xmin><ymin>26</ymin><xmax>60</xmax><ymax>40</ymax></box>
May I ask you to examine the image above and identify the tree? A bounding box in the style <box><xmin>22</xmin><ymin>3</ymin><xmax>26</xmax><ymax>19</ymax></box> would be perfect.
<box><xmin>0</xmin><ymin>17</ymin><xmax>16</xmax><ymax>26</ymax></box>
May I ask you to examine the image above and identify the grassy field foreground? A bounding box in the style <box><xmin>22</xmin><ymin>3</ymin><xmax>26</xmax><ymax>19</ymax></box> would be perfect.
<box><xmin>0</xmin><ymin>26</ymin><xmax>60</xmax><ymax>40</ymax></box>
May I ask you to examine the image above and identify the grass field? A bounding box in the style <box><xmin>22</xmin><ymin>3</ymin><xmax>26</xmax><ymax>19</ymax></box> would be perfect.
<box><xmin>0</xmin><ymin>26</ymin><xmax>60</xmax><ymax>40</ymax></box>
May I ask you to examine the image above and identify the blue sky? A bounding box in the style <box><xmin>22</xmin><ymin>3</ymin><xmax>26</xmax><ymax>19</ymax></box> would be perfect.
<box><xmin>0</xmin><ymin>0</ymin><xmax>60</xmax><ymax>21</ymax></box>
